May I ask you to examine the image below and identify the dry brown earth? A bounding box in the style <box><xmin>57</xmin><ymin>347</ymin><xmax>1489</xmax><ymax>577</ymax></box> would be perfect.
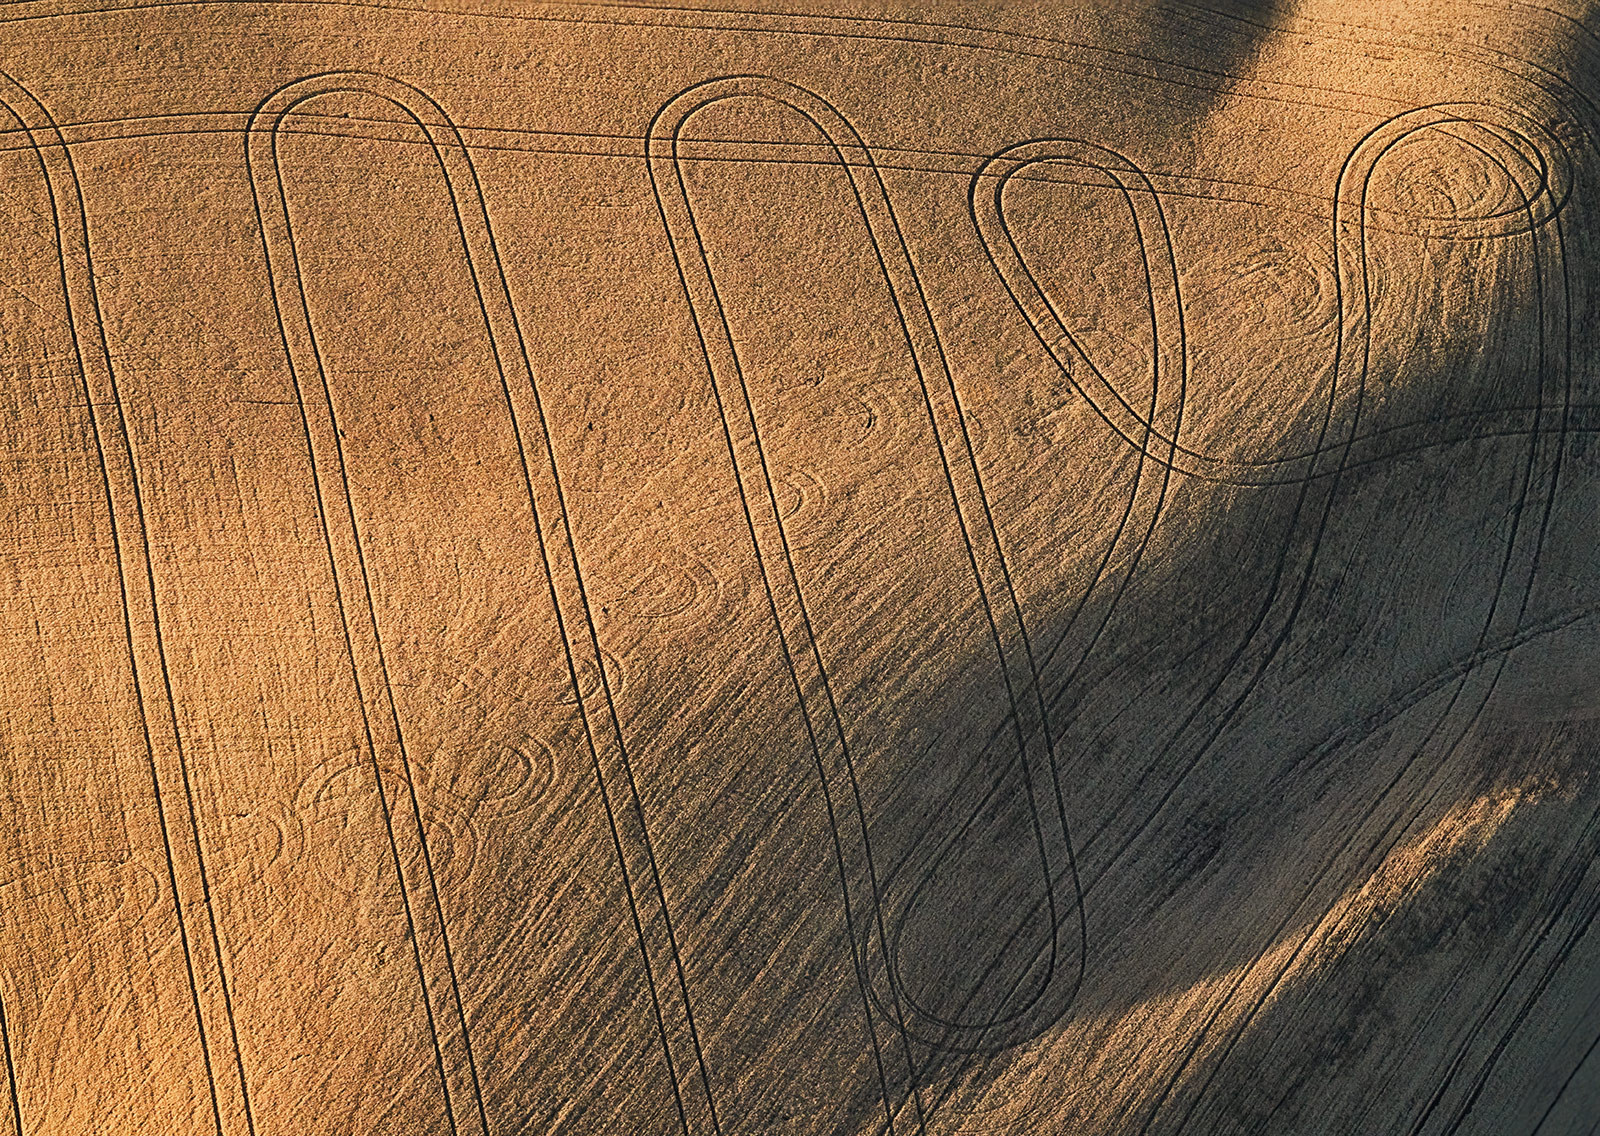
<box><xmin>2</xmin><ymin>1</ymin><xmax>1599</xmax><ymax>1132</ymax></box>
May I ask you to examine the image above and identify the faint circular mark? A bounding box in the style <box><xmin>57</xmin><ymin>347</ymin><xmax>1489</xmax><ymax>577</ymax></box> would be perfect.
<box><xmin>440</xmin><ymin>734</ymin><xmax>558</xmax><ymax>822</ymax></box>
<box><xmin>614</xmin><ymin>550</ymin><xmax>720</xmax><ymax>622</ymax></box>
<box><xmin>209</xmin><ymin>799</ymin><xmax>304</xmax><ymax>897</ymax></box>
<box><xmin>555</xmin><ymin>646</ymin><xmax>626</xmax><ymax>706</ymax></box>
<box><xmin>293</xmin><ymin>752</ymin><xmax>478</xmax><ymax>914</ymax></box>
<box><xmin>752</xmin><ymin>465</ymin><xmax>828</xmax><ymax>531</ymax></box>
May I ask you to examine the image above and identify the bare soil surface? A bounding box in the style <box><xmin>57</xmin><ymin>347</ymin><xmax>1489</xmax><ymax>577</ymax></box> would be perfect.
<box><xmin>3</xmin><ymin>2</ymin><xmax>1599</xmax><ymax>1132</ymax></box>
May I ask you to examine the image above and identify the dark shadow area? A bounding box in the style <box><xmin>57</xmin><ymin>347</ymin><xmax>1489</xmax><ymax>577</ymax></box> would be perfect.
<box><xmin>629</xmin><ymin>23</ymin><xmax>1600</xmax><ymax>1135</ymax></box>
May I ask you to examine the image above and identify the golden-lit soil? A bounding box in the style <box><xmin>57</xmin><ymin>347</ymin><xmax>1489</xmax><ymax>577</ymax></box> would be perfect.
<box><xmin>2</xmin><ymin>2</ymin><xmax>1598</xmax><ymax>1132</ymax></box>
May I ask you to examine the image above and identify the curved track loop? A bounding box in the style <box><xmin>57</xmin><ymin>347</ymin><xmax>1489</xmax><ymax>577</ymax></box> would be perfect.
<box><xmin>968</xmin><ymin>137</ymin><xmax>1183</xmax><ymax>738</ymax></box>
<box><xmin>973</xmin><ymin>105</ymin><xmax>1570</xmax><ymax>486</ymax></box>
<box><xmin>248</xmin><ymin>71</ymin><xmax>718</xmax><ymax>1136</ymax></box>
<box><xmin>974</xmin><ymin>103</ymin><xmax>1572</xmax><ymax>1134</ymax></box>
<box><xmin>649</xmin><ymin>73</ymin><xmax>1088</xmax><ymax>1129</ymax></box>
<box><xmin>0</xmin><ymin>71</ymin><xmax>257</xmax><ymax>1136</ymax></box>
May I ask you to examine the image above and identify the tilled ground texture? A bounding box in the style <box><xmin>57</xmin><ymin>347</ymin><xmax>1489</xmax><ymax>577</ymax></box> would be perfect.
<box><xmin>2</xmin><ymin>2</ymin><xmax>1599</xmax><ymax>1133</ymax></box>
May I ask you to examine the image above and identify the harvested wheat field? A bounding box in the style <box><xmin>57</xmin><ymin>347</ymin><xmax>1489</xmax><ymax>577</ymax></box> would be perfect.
<box><xmin>2</xmin><ymin>1</ymin><xmax>1599</xmax><ymax>1132</ymax></box>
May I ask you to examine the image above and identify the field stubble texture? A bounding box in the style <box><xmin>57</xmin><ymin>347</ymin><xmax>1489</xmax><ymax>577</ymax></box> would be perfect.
<box><xmin>2</xmin><ymin>1</ymin><xmax>1600</xmax><ymax>1133</ymax></box>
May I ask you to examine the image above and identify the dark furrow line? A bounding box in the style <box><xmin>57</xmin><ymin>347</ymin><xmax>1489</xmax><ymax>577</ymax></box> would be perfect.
<box><xmin>984</xmin><ymin>119</ymin><xmax>1364</xmax><ymax>974</ymax></box>
<box><xmin>1444</xmin><ymin>855</ymin><xmax>1600</xmax><ymax>1134</ymax></box>
<box><xmin>248</xmin><ymin>71</ymin><xmax>727</xmax><ymax>1136</ymax></box>
<box><xmin>650</xmin><ymin>79</ymin><xmax>922</xmax><ymax>1133</ymax></box>
<box><xmin>1533</xmin><ymin>1018</ymin><xmax>1600</xmax><ymax>1133</ymax></box>
<box><xmin>452</xmin><ymin>67</ymin><xmax>730</xmax><ymax>1132</ymax></box>
<box><xmin>957</xmin><ymin>97</ymin><xmax>1576</xmax><ymax>1134</ymax></box>
<box><xmin>900</xmin><ymin>137</ymin><xmax>1188</xmax><ymax>1123</ymax></box>
<box><xmin>831</xmin><ymin>90</ymin><xmax>1078</xmax><ymax>1045</ymax></box>
<box><xmin>1233</xmin><ymin>129</ymin><xmax>1566</xmax><ymax>1133</ymax></box>
<box><xmin>1404</xmin><ymin>116</ymin><xmax>1573</xmax><ymax>1136</ymax></box>
<box><xmin>1434</xmin><ymin>203</ymin><xmax>1582</xmax><ymax>1135</ymax></box>
<box><xmin>1144</xmin><ymin>110</ymin><xmax>1563</xmax><ymax>1136</ymax></box>
<box><xmin>8</xmin><ymin>109</ymin><xmax>1522</xmax><ymax>229</ymax></box>
<box><xmin>972</xmin><ymin>140</ymin><xmax>1181</xmax><ymax>695</ymax></box>
<box><xmin>904</xmin><ymin>596</ymin><xmax>1600</xmax><ymax>1126</ymax></box>
<box><xmin>904</xmin><ymin>140</ymin><xmax>1191</xmax><ymax>1120</ymax></box>
<box><xmin>247</xmin><ymin>77</ymin><xmax>466</xmax><ymax>1136</ymax></box>
<box><xmin>290</xmin><ymin>70</ymin><xmax>726</xmax><ymax>1136</ymax></box>
<box><xmin>1172</xmin><ymin>0</ymin><xmax>1600</xmax><ymax>132</ymax></box>
<box><xmin>6</xmin><ymin>113</ymin><xmax>1562</xmax><ymax>248</ymax></box>
<box><xmin>0</xmin><ymin>987</ymin><xmax>22</xmax><ymax>1136</ymax></box>
<box><xmin>973</xmin><ymin>113</ymin><xmax>1567</xmax><ymax>484</ymax></box>
<box><xmin>0</xmin><ymin>70</ymin><xmax>257</xmax><ymax>1136</ymax></box>
<box><xmin>293</xmin><ymin>81</ymin><xmax>500</xmax><ymax>1136</ymax></box>
<box><xmin>651</xmin><ymin>75</ymin><xmax>1096</xmax><ymax>1135</ymax></box>
<box><xmin>0</xmin><ymin>0</ymin><xmax>1405</xmax><ymax>117</ymax></box>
